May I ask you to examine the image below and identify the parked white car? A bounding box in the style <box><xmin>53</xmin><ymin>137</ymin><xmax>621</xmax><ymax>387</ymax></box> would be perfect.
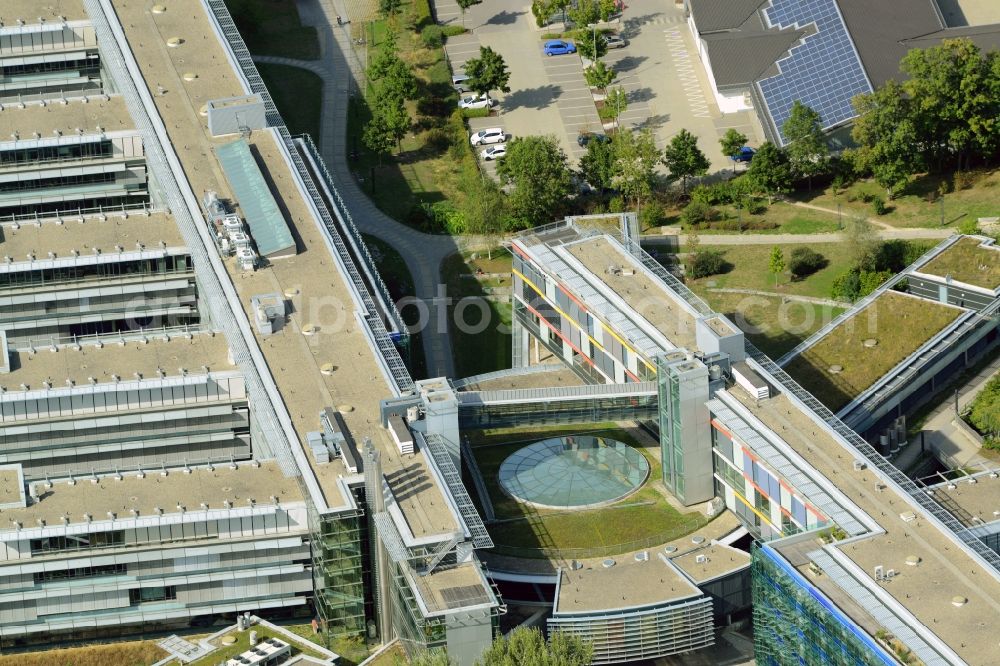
<box><xmin>481</xmin><ymin>145</ymin><xmax>507</xmax><ymax>161</ymax></box>
<box><xmin>470</xmin><ymin>127</ymin><xmax>507</xmax><ymax>146</ymax></box>
<box><xmin>458</xmin><ymin>94</ymin><xmax>496</xmax><ymax>110</ymax></box>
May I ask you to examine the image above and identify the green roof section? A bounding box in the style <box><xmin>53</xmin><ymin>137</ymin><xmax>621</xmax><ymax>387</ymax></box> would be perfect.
<box><xmin>214</xmin><ymin>139</ymin><xmax>296</xmax><ymax>259</ymax></box>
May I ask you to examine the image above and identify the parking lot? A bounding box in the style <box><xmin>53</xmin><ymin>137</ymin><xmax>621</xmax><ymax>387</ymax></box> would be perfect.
<box><xmin>442</xmin><ymin>0</ymin><xmax>764</xmax><ymax>174</ymax></box>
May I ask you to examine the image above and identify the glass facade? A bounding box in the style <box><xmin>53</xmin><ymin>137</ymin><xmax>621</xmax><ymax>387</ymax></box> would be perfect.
<box><xmin>312</xmin><ymin>501</ymin><xmax>370</xmax><ymax>640</ymax></box>
<box><xmin>751</xmin><ymin>543</ymin><xmax>894</xmax><ymax>666</ymax></box>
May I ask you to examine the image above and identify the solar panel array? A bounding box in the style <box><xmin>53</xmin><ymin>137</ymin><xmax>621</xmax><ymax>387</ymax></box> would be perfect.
<box><xmin>758</xmin><ymin>0</ymin><xmax>871</xmax><ymax>144</ymax></box>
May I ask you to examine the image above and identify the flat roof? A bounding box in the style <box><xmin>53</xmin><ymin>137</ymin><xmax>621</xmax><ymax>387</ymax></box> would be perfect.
<box><xmin>410</xmin><ymin>562</ymin><xmax>496</xmax><ymax>615</ymax></box>
<box><xmin>0</xmin><ymin>96</ymin><xmax>133</xmax><ymax>139</ymax></box>
<box><xmin>670</xmin><ymin>543</ymin><xmax>751</xmax><ymax>584</ymax></box>
<box><xmin>728</xmin><ymin>384</ymin><xmax>1000</xmax><ymax>665</ymax></box>
<box><xmin>918</xmin><ymin>236</ymin><xmax>1000</xmax><ymax>291</ymax></box>
<box><xmin>783</xmin><ymin>291</ymin><xmax>963</xmax><ymax>412</ymax></box>
<box><xmin>457</xmin><ymin>367</ymin><xmax>584</xmax><ymax>392</ymax></box>
<box><xmin>557</xmin><ymin>555</ymin><xmax>701</xmax><ymax>613</ymax></box>
<box><xmin>2</xmin><ymin>0</ymin><xmax>88</xmax><ymax>23</ymax></box>
<box><xmin>565</xmin><ymin>237</ymin><xmax>698</xmax><ymax>353</ymax></box>
<box><xmin>1</xmin><ymin>333</ymin><xmax>232</xmax><ymax>389</ymax></box>
<box><xmin>110</xmin><ymin>0</ymin><xmax>457</xmax><ymax>534</ymax></box>
<box><xmin>0</xmin><ymin>211</ymin><xmax>185</xmax><ymax>260</ymax></box>
<box><xmin>928</xmin><ymin>473</ymin><xmax>1000</xmax><ymax>528</ymax></box>
<box><xmin>0</xmin><ymin>461</ymin><xmax>301</xmax><ymax>529</ymax></box>
<box><xmin>0</xmin><ymin>467</ymin><xmax>24</xmax><ymax>508</ymax></box>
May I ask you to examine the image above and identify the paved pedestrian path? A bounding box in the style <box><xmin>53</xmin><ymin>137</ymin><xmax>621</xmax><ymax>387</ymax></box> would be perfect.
<box><xmin>254</xmin><ymin>4</ymin><xmax>463</xmax><ymax>378</ymax></box>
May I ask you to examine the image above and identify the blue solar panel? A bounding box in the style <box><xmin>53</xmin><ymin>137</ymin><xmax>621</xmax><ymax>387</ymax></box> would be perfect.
<box><xmin>757</xmin><ymin>0</ymin><xmax>872</xmax><ymax>145</ymax></box>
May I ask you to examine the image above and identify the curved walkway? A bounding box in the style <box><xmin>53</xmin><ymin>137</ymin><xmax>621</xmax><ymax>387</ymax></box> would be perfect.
<box><xmin>252</xmin><ymin>10</ymin><xmax>462</xmax><ymax>378</ymax></box>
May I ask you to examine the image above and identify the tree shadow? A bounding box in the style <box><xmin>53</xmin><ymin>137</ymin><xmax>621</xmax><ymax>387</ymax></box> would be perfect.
<box><xmin>631</xmin><ymin>113</ymin><xmax>670</xmax><ymax>132</ymax></box>
<box><xmin>627</xmin><ymin>86</ymin><xmax>655</xmax><ymax>103</ymax></box>
<box><xmin>483</xmin><ymin>10</ymin><xmax>524</xmax><ymax>26</ymax></box>
<box><xmin>501</xmin><ymin>84</ymin><xmax>563</xmax><ymax>111</ymax></box>
<box><xmin>620</xmin><ymin>13</ymin><xmax>661</xmax><ymax>38</ymax></box>
<box><xmin>610</xmin><ymin>54</ymin><xmax>647</xmax><ymax>74</ymax></box>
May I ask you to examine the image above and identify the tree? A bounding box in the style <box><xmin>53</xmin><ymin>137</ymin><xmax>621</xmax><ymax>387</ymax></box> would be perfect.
<box><xmin>577</xmin><ymin>31</ymin><xmax>608</xmax><ymax>62</ymax></box>
<box><xmin>496</xmin><ymin>136</ymin><xmax>572</xmax><ymax>225</ymax></box>
<box><xmin>611</xmin><ymin>128</ymin><xmax>660</xmax><ymax>206</ymax></box>
<box><xmin>476</xmin><ymin>627</ymin><xmax>592</xmax><ymax>666</ymax></box>
<box><xmin>375</xmin><ymin>59</ymin><xmax>418</xmax><ymax>101</ymax></box>
<box><xmin>362</xmin><ymin>112</ymin><xmax>395</xmax><ymax>162</ymax></box>
<box><xmin>851</xmin><ymin>80</ymin><xmax>920</xmax><ymax>198</ymax></box>
<box><xmin>579</xmin><ymin>138</ymin><xmax>615</xmax><ymax>192</ymax></box>
<box><xmin>782</xmin><ymin>100</ymin><xmax>829</xmax><ymax>191</ymax></box>
<box><xmin>584</xmin><ymin>60</ymin><xmax>616</xmax><ymax>93</ymax></box>
<box><xmin>369</xmin><ymin>90</ymin><xmax>410</xmax><ymax>152</ymax></box>
<box><xmin>901</xmin><ymin>38</ymin><xmax>997</xmax><ymax>170</ymax></box>
<box><xmin>604</xmin><ymin>86</ymin><xmax>628</xmax><ymax>128</ymax></box>
<box><xmin>768</xmin><ymin>246</ymin><xmax>785</xmax><ymax>287</ymax></box>
<box><xmin>599</xmin><ymin>0</ymin><xmax>617</xmax><ymax>22</ymax></box>
<box><xmin>531</xmin><ymin>0</ymin><xmax>555</xmax><ymax>27</ymax></box>
<box><xmin>662</xmin><ymin>129</ymin><xmax>710</xmax><ymax>195</ymax></box>
<box><xmin>719</xmin><ymin>128</ymin><xmax>748</xmax><ymax>174</ymax></box>
<box><xmin>550</xmin><ymin>0</ymin><xmax>571</xmax><ymax>25</ymax></box>
<box><xmin>455</xmin><ymin>0</ymin><xmax>477</xmax><ymax>26</ymax></box>
<box><xmin>461</xmin><ymin>175</ymin><xmax>507</xmax><ymax>259</ymax></box>
<box><xmin>379</xmin><ymin>0</ymin><xmax>402</xmax><ymax>18</ymax></box>
<box><xmin>568</xmin><ymin>0</ymin><xmax>600</xmax><ymax>27</ymax></box>
<box><xmin>844</xmin><ymin>215</ymin><xmax>879</xmax><ymax>268</ymax></box>
<box><xmin>367</xmin><ymin>31</ymin><xmax>401</xmax><ymax>81</ymax></box>
<box><xmin>745</xmin><ymin>141</ymin><xmax>792</xmax><ymax>204</ymax></box>
<box><xmin>464</xmin><ymin>46</ymin><xmax>511</xmax><ymax>104</ymax></box>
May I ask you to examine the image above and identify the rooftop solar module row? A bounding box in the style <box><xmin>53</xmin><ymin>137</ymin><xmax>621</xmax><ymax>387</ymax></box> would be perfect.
<box><xmin>758</xmin><ymin>0</ymin><xmax>872</xmax><ymax>144</ymax></box>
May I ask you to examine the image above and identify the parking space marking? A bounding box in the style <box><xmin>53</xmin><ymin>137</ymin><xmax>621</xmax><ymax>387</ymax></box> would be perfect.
<box><xmin>664</xmin><ymin>29</ymin><xmax>710</xmax><ymax>118</ymax></box>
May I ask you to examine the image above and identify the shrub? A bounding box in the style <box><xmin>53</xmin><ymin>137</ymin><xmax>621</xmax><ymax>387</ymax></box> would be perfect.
<box><xmin>789</xmin><ymin>247</ymin><xmax>827</xmax><ymax>279</ymax></box>
<box><xmin>858</xmin><ymin>269</ymin><xmax>893</xmax><ymax>297</ymax></box>
<box><xmin>608</xmin><ymin>195</ymin><xmax>625</xmax><ymax>213</ymax></box>
<box><xmin>409</xmin><ymin>0</ymin><xmax>433</xmax><ymax>30</ymax></box>
<box><xmin>860</xmin><ymin>191</ymin><xmax>876</xmax><ymax>203</ymax></box>
<box><xmin>831</xmin><ymin>268</ymin><xmax>861</xmax><ymax>302</ymax></box>
<box><xmin>967</xmin><ymin>375</ymin><xmax>1000</xmax><ymax>439</ymax></box>
<box><xmin>421</xmin><ymin>24</ymin><xmax>443</xmax><ymax>48</ymax></box>
<box><xmin>423</xmin><ymin>127</ymin><xmax>451</xmax><ymax>154</ymax></box>
<box><xmin>871</xmin><ymin>195</ymin><xmax>887</xmax><ymax>215</ymax></box>
<box><xmin>954</xmin><ymin>170</ymin><xmax>975</xmax><ymax>190</ymax></box>
<box><xmin>957</xmin><ymin>218</ymin><xmax>979</xmax><ymax>235</ymax></box>
<box><xmin>681</xmin><ymin>200</ymin><xmax>716</xmax><ymax>227</ymax></box>
<box><xmin>462</xmin><ymin>107</ymin><xmax>491</xmax><ymax>118</ymax></box>
<box><xmin>938</xmin><ymin>177</ymin><xmax>954</xmax><ymax>195</ymax></box>
<box><xmin>442</xmin><ymin>25</ymin><xmax>467</xmax><ymax>37</ymax></box>
<box><xmin>419</xmin><ymin>201</ymin><xmax>466</xmax><ymax>234</ymax></box>
<box><xmin>746</xmin><ymin>199</ymin><xmax>767</xmax><ymax>215</ymax></box>
<box><xmin>639</xmin><ymin>200</ymin><xmax>665</xmax><ymax>230</ymax></box>
<box><xmin>689</xmin><ymin>250</ymin><xmax>728</xmax><ymax>279</ymax></box>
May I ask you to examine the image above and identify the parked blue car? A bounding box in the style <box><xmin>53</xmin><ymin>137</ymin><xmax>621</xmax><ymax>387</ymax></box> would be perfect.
<box><xmin>544</xmin><ymin>40</ymin><xmax>577</xmax><ymax>56</ymax></box>
<box><xmin>732</xmin><ymin>146</ymin><xmax>756</xmax><ymax>162</ymax></box>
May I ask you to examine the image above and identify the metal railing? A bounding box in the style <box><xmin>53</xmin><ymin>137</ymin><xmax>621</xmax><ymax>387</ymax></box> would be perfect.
<box><xmin>746</xmin><ymin>341</ymin><xmax>1000</xmax><ymax>576</ymax></box>
<box><xmin>619</xmin><ymin>233</ymin><xmax>714</xmax><ymax>317</ymax></box>
<box><xmin>0</xmin><ymin>201</ymin><xmax>153</xmax><ymax>225</ymax></box>
<box><xmin>12</xmin><ymin>324</ymin><xmax>207</xmax><ymax>352</ymax></box>
<box><xmin>296</xmin><ymin>134</ymin><xmax>405</xmax><ymax>337</ymax></box>
<box><xmin>205</xmin><ymin>0</ymin><xmax>414</xmax><ymax>395</ymax></box>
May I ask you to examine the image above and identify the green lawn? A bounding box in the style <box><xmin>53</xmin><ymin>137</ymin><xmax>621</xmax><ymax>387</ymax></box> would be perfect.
<box><xmin>363</xmin><ymin>234</ymin><xmax>428</xmax><ymax>379</ymax></box>
<box><xmin>467</xmin><ymin>424</ymin><xmax>707</xmax><ymax>557</ymax></box>
<box><xmin>662</xmin><ymin>200</ymin><xmax>842</xmax><ymax>235</ymax></box>
<box><xmin>695</xmin><ymin>291</ymin><xmax>845</xmax><ymax>360</ymax></box>
<box><xmin>442</xmin><ymin>250</ymin><xmax>513</xmax><ymax>378</ymax></box>
<box><xmin>920</xmin><ymin>236</ymin><xmax>1000</xmax><ymax>290</ymax></box>
<box><xmin>687</xmin><ymin>242</ymin><xmax>856</xmax><ymax>300</ymax></box>
<box><xmin>225</xmin><ymin>0</ymin><xmax>320</xmax><ymax>60</ymax></box>
<box><xmin>794</xmin><ymin>169</ymin><xmax>1000</xmax><ymax>229</ymax></box>
<box><xmin>186</xmin><ymin>625</ymin><xmax>327</xmax><ymax>666</ymax></box>
<box><xmin>256</xmin><ymin>63</ymin><xmax>323</xmax><ymax>142</ymax></box>
<box><xmin>784</xmin><ymin>291</ymin><xmax>963</xmax><ymax>411</ymax></box>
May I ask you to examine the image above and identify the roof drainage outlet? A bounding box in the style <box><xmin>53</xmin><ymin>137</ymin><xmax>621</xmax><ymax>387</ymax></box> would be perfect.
<box><xmin>602</xmin><ymin>559</ymin><xmax>615</xmax><ymax>568</ymax></box>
